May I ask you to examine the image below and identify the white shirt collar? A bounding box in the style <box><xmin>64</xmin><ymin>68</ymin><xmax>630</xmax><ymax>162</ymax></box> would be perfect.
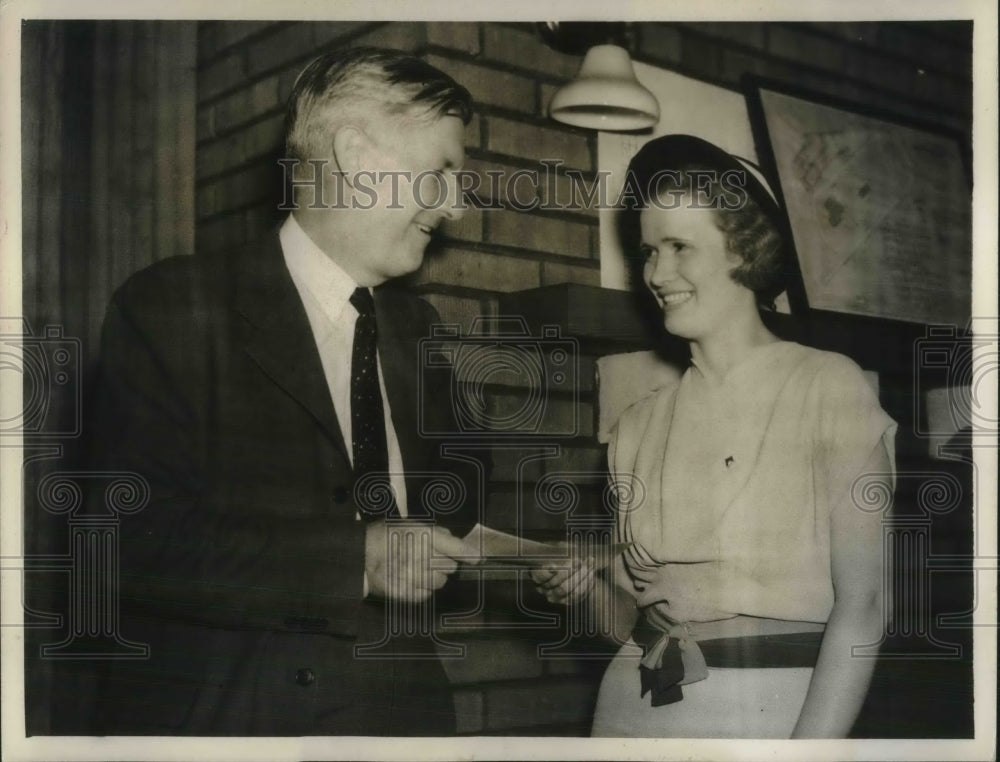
<box><xmin>279</xmin><ymin>213</ymin><xmax>363</xmax><ymax>324</ymax></box>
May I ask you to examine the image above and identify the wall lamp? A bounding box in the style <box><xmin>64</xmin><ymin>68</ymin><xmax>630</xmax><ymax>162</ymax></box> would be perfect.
<box><xmin>541</xmin><ymin>22</ymin><xmax>660</xmax><ymax>131</ymax></box>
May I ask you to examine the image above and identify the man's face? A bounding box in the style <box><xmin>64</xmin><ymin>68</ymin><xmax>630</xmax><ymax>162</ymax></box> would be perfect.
<box><xmin>348</xmin><ymin>113</ymin><xmax>466</xmax><ymax>286</ymax></box>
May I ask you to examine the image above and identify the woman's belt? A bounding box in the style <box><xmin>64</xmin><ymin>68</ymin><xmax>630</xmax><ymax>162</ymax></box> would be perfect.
<box><xmin>632</xmin><ymin>616</ymin><xmax>824</xmax><ymax>707</ymax></box>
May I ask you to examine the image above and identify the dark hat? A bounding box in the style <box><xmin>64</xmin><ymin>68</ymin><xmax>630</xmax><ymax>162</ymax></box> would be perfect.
<box><xmin>624</xmin><ymin>134</ymin><xmax>784</xmax><ymax>230</ymax></box>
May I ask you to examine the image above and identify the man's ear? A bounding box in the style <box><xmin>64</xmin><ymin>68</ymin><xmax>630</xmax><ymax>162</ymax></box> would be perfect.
<box><xmin>332</xmin><ymin>125</ymin><xmax>368</xmax><ymax>188</ymax></box>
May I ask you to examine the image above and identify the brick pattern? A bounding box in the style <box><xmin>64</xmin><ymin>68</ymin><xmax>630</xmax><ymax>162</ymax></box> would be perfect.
<box><xmin>426</xmin><ymin>54</ymin><xmax>536</xmax><ymax>114</ymax></box>
<box><xmin>486</xmin><ymin>116</ymin><xmax>591</xmax><ymax>171</ymax></box>
<box><xmin>414</xmin><ymin>246</ymin><xmax>541</xmax><ymax>293</ymax></box>
<box><xmin>488</xmin><ymin>209</ymin><xmax>592</xmax><ymax>260</ymax></box>
<box><xmin>636</xmin><ymin>22</ymin><xmax>972</xmax><ymax>137</ymax></box>
<box><xmin>193</xmin><ymin>19</ymin><xmax>972</xmax><ymax>736</ymax></box>
<box><xmin>482</xmin><ymin>24</ymin><xmax>583</xmax><ymax>80</ymax></box>
<box><xmin>427</xmin><ymin>22</ymin><xmax>480</xmax><ymax>55</ymax></box>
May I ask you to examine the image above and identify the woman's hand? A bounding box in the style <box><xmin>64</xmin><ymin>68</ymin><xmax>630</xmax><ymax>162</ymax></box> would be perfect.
<box><xmin>530</xmin><ymin>556</ymin><xmax>596</xmax><ymax>604</ymax></box>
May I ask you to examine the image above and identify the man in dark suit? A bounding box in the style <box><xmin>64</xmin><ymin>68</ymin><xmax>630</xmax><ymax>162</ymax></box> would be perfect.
<box><xmin>91</xmin><ymin>48</ymin><xmax>480</xmax><ymax>736</ymax></box>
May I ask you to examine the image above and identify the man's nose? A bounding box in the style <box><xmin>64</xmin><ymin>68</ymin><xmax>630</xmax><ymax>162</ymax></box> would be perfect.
<box><xmin>441</xmin><ymin>170</ymin><xmax>467</xmax><ymax>222</ymax></box>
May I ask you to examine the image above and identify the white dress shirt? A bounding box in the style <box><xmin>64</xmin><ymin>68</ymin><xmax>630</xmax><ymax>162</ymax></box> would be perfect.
<box><xmin>279</xmin><ymin>213</ymin><xmax>408</xmax><ymax>517</ymax></box>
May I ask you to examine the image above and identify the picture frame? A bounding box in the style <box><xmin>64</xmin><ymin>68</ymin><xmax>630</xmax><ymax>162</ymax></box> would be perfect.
<box><xmin>746</xmin><ymin>78</ymin><xmax>972</xmax><ymax>328</ymax></box>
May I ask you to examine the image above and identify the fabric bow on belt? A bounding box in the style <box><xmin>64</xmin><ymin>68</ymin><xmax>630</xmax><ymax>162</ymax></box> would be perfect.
<box><xmin>634</xmin><ymin>617</ymin><xmax>709</xmax><ymax>707</ymax></box>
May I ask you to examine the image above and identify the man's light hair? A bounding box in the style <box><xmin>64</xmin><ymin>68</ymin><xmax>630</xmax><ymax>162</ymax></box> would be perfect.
<box><xmin>285</xmin><ymin>47</ymin><xmax>473</xmax><ymax>162</ymax></box>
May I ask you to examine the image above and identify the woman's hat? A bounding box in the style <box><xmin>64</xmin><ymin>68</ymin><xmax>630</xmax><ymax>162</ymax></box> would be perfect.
<box><xmin>624</xmin><ymin>134</ymin><xmax>784</xmax><ymax>230</ymax></box>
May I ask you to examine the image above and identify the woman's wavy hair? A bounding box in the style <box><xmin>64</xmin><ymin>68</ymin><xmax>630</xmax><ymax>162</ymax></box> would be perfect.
<box><xmin>620</xmin><ymin>134</ymin><xmax>791</xmax><ymax>309</ymax></box>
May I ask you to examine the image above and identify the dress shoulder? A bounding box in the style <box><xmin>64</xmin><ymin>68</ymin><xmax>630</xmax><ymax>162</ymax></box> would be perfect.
<box><xmin>799</xmin><ymin>346</ymin><xmax>883</xmax><ymax>406</ymax></box>
<box><xmin>792</xmin><ymin>346</ymin><xmax>897</xmax><ymax>509</ymax></box>
<box><xmin>605</xmin><ymin>380</ymin><xmax>681</xmax><ymax>477</ymax></box>
<box><xmin>614</xmin><ymin>380</ymin><xmax>680</xmax><ymax>438</ymax></box>
<box><xmin>789</xmin><ymin>343</ymin><xmax>867</xmax><ymax>378</ymax></box>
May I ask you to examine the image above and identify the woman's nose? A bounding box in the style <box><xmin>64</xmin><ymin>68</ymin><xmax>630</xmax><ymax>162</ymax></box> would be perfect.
<box><xmin>646</xmin><ymin>251</ymin><xmax>677</xmax><ymax>286</ymax></box>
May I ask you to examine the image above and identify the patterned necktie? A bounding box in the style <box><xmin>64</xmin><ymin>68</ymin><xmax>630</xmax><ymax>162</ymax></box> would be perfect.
<box><xmin>349</xmin><ymin>287</ymin><xmax>398</xmax><ymax>518</ymax></box>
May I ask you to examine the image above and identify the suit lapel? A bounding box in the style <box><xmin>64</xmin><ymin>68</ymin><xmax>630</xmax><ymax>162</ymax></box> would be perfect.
<box><xmin>231</xmin><ymin>237</ymin><xmax>430</xmax><ymax>486</ymax></box>
<box><xmin>232</xmin><ymin>231</ymin><xmax>350</xmax><ymax>463</ymax></box>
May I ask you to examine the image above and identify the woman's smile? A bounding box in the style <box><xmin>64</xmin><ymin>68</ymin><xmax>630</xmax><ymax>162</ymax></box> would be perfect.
<box><xmin>659</xmin><ymin>290</ymin><xmax>694</xmax><ymax>308</ymax></box>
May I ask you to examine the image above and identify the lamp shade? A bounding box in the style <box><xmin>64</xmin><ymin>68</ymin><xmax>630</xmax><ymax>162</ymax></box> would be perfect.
<box><xmin>549</xmin><ymin>44</ymin><xmax>660</xmax><ymax>131</ymax></box>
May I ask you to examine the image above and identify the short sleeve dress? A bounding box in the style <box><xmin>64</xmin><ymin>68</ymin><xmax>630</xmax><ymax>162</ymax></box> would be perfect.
<box><xmin>591</xmin><ymin>341</ymin><xmax>896</xmax><ymax>738</ymax></box>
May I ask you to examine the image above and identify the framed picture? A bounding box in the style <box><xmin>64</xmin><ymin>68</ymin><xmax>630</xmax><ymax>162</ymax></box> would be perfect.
<box><xmin>747</xmin><ymin>80</ymin><xmax>972</xmax><ymax>327</ymax></box>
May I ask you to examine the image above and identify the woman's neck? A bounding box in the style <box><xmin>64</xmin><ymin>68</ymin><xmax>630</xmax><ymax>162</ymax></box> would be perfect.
<box><xmin>689</xmin><ymin>311</ymin><xmax>778</xmax><ymax>384</ymax></box>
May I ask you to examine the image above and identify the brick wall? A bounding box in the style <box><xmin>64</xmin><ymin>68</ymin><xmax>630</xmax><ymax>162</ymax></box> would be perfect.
<box><xmin>193</xmin><ymin>20</ymin><xmax>972</xmax><ymax>735</ymax></box>
<box><xmin>634</xmin><ymin>21</ymin><xmax>971</xmax><ymax>137</ymax></box>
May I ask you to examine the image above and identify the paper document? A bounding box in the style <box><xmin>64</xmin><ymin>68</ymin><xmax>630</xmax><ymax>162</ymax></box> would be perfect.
<box><xmin>459</xmin><ymin>524</ymin><xmax>630</xmax><ymax>569</ymax></box>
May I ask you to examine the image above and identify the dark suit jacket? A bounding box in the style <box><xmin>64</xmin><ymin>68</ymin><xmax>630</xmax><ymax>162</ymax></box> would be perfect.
<box><xmin>90</xmin><ymin>230</ymin><xmax>480</xmax><ymax>735</ymax></box>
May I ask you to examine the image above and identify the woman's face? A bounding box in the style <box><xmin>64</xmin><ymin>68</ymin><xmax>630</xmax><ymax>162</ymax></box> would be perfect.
<box><xmin>639</xmin><ymin>200</ymin><xmax>756</xmax><ymax>343</ymax></box>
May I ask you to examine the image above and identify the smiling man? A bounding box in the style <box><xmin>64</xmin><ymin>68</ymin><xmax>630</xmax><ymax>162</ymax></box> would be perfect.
<box><xmin>89</xmin><ymin>48</ymin><xmax>480</xmax><ymax>736</ymax></box>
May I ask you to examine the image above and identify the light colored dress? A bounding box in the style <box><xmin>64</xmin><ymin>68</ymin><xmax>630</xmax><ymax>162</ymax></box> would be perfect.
<box><xmin>591</xmin><ymin>341</ymin><xmax>896</xmax><ymax>738</ymax></box>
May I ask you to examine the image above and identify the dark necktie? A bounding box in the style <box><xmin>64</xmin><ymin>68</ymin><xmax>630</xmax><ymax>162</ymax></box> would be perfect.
<box><xmin>349</xmin><ymin>287</ymin><xmax>398</xmax><ymax>518</ymax></box>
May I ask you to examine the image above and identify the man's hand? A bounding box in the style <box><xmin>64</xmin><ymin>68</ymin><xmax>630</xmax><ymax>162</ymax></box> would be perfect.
<box><xmin>364</xmin><ymin>521</ymin><xmax>472</xmax><ymax>602</ymax></box>
<box><xmin>530</xmin><ymin>556</ymin><xmax>596</xmax><ymax>605</ymax></box>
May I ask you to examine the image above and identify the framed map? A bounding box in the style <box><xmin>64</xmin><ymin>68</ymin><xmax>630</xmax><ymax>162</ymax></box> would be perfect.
<box><xmin>750</xmin><ymin>83</ymin><xmax>972</xmax><ymax>327</ymax></box>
